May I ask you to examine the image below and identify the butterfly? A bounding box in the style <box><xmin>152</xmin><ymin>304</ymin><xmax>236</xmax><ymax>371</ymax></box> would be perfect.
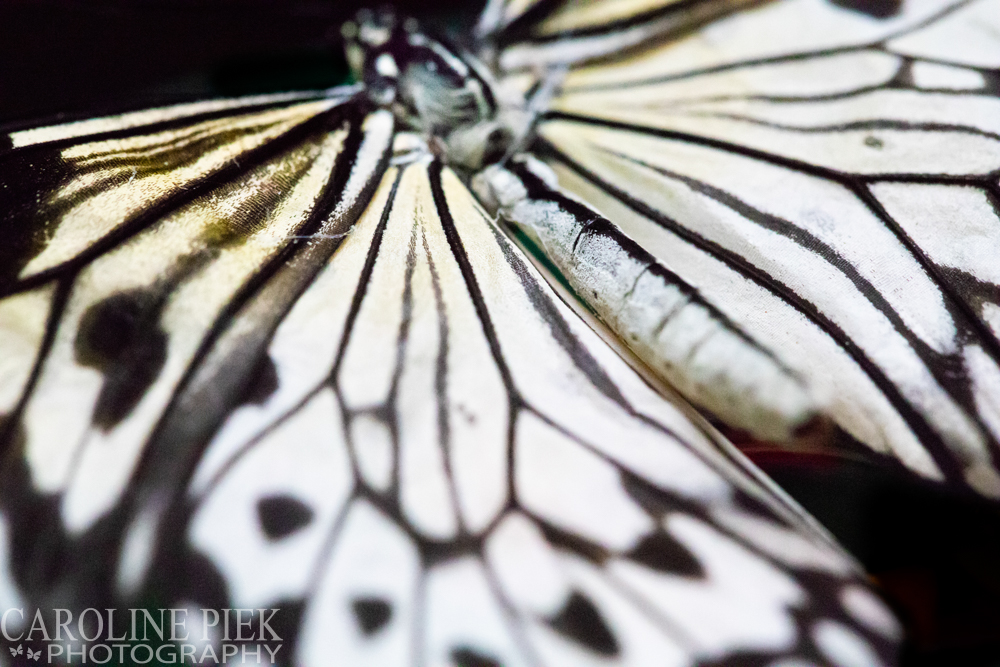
<box><xmin>26</xmin><ymin>648</ymin><xmax>39</xmax><ymax>661</ymax></box>
<box><xmin>8</xmin><ymin>645</ymin><xmax>21</xmax><ymax>657</ymax></box>
<box><xmin>2</xmin><ymin>0</ymin><xmax>994</xmax><ymax>664</ymax></box>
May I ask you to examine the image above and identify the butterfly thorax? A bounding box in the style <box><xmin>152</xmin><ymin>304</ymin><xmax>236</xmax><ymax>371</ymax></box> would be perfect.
<box><xmin>342</xmin><ymin>9</ymin><xmax>521</xmax><ymax>169</ymax></box>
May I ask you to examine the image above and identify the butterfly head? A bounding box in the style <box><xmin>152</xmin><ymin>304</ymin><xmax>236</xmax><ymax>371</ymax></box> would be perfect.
<box><xmin>341</xmin><ymin>8</ymin><xmax>407</xmax><ymax>107</ymax></box>
<box><xmin>341</xmin><ymin>8</ymin><xmax>518</xmax><ymax>170</ymax></box>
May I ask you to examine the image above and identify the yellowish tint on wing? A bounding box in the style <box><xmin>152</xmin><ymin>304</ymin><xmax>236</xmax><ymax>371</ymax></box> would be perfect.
<box><xmin>536</xmin><ymin>0</ymin><xmax>685</xmax><ymax>35</ymax></box>
<box><xmin>22</xmin><ymin>125</ymin><xmax>349</xmax><ymax>534</ymax></box>
<box><xmin>21</xmin><ymin>99</ymin><xmax>338</xmax><ymax>281</ymax></box>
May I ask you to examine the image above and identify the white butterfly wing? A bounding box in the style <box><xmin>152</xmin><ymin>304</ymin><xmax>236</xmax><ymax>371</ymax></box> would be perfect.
<box><xmin>487</xmin><ymin>0</ymin><xmax>1000</xmax><ymax>496</ymax></box>
<box><xmin>0</xmin><ymin>92</ymin><xmax>899</xmax><ymax>664</ymax></box>
<box><xmin>186</xmin><ymin>155</ymin><xmax>899</xmax><ymax>666</ymax></box>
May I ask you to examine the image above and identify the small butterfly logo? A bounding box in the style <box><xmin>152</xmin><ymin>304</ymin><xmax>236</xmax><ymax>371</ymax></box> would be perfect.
<box><xmin>26</xmin><ymin>648</ymin><xmax>40</xmax><ymax>661</ymax></box>
<box><xmin>8</xmin><ymin>644</ymin><xmax>22</xmax><ymax>657</ymax></box>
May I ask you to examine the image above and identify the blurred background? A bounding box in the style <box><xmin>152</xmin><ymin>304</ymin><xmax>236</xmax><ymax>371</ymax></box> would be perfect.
<box><xmin>0</xmin><ymin>0</ymin><xmax>478</xmax><ymax>127</ymax></box>
<box><xmin>2</xmin><ymin>1</ymin><xmax>1000</xmax><ymax>664</ymax></box>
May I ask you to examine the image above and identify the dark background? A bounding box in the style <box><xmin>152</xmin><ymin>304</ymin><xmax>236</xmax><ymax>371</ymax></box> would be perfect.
<box><xmin>0</xmin><ymin>0</ymin><xmax>480</xmax><ymax>128</ymax></box>
<box><xmin>3</xmin><ymin>2</ymin><xmax>1000</xmax><ymax>664</ymax></box>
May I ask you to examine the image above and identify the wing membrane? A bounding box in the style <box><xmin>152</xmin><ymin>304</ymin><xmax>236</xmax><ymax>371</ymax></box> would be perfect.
<box><xmin>181</xmin><ymin>156</ymin><xmax>898</xmax><ymax>665</ymax></box>
<box><xmin>0</xmin><ymin>127</ymin><xmax>897</xmax><ymax>664</ymax></box>
<box><xmin>0</xmin><ymin>94</ymin><xmax>354</xmax><ymax>290</ymax></box>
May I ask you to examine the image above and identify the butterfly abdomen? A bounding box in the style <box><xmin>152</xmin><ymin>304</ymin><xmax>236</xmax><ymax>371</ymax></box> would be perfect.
<box><xmin>475</xmin><ymin>155</ymin><xmax>819</xmax><ymax>442</ymax></box>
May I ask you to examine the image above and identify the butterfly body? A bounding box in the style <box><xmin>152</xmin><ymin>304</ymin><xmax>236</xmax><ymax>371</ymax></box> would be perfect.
<box><xmin>345</xmin><ymin>10</ymin><xmax>524</xmax><ymax>170</ymax></box>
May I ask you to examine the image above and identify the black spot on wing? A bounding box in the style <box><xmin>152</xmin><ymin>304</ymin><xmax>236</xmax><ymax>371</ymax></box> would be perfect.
<box><xmin>159</xmin><ymin>536</ymin><xmax>309</xmax><ymax>655</ymax></box>
<box><xmin>238</xmin><ymin>353</ymin><xmax>279</xmax><ymax>407</ymax></box>
<box><xmin>985</xmin><ymin>70</ymin><xmax>1000</xmax><ymax>97</ymax></box>
<box><xmin>256</xmin><ymin>495</ymin><xmax>314</xmax><ymax>541</ymax></box>
<box><xmin>74</xmin><ymin>288</ymin><xmax>168</xmax><ymax>429</ymax></box>
<box><xmin>162</xmin><ymin>548</ymin><xmax>232</xmax><ymax>614</ymax></box>
<box><xmin>548</xmin><ymin>591</ymin><xmax>619</xmax><ymax>657</ymax></box>
<box><xmin>351</xmin><ymin>597</ymin><xmax>393</xmax><ymax>636</ymax></box>
<box><xmin>536</xmin><ymin>518</ymin><xmax>609</xmax><ymax>565</ymax></box>
<box><xmin>734</xmin><ymin>485</ymin><xmax>800</xmax><ymax>525</ymax></box>
<box><xmin>619</xmin><ymin>469</ymin><xmax>701</xmax><ymax>517</ymax></box>
<box><xmin>628</xmin><ymin>531</ymin><xmax>704</xmax><ymax>578</ymax></box>
<box><xmin>450</xmin><ymin>646</ymin><xmax>501</xmax><ymax>667</ymax></box>
<box><xmin>828</xmin><ymin>0</ymin><xmax>901</xmax><ymax>18</ymax></box>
